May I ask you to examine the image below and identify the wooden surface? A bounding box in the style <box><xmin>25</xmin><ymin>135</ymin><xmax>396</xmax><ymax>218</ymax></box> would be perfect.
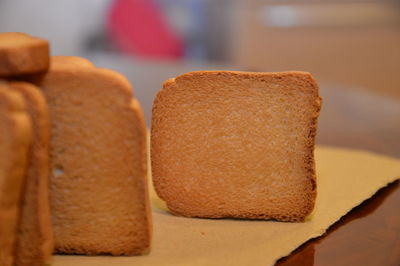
<box><xmin>91</xmin><ymin>54</ymin><xmax>400</xmax><ymax>265</ymax></box>
<box><xmin>276</xmin><ymin>84</ymin><xmax>400</xmax><ymax>266</ymax></box>
<box><xmin>278</xmin><ymin>180</ymin><xmax>400</xmax><ymax>266</ymax></box>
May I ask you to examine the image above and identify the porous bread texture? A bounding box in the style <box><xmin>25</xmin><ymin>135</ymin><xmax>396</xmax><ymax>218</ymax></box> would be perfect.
<box><xmin>151</xmin><ymin>71</ymin><xmax>322</xmax><ymax>222</ymax></box>
<box><xmin>9</xmin><ymin>81</ymin><xmax>54</xmax><ymax>266</ymax></box>
<box><xmin>0</xmin><ymin>33</ymin><xmax>49</xmax><ymax>77</ymax></box>
<box><xmin>39</xmin><ymin>56</ymin><xmax>151</xmax><ymax>255</ymax></box>
<box><xmin>0</xmin><ymin>82</ymin><xmax>32</xmax><ymax>266</ymax></box>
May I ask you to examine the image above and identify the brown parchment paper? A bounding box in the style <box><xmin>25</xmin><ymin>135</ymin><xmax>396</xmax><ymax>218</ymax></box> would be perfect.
<box><xmin>53</xmin><ymin>146</ymin><xmax>400</xmax><ymax>266</ymax></box>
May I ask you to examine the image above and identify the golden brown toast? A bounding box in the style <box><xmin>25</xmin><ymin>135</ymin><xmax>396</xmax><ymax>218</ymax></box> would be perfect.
<box><xmin>0</xmin><ymin>33</ymin><xmax>49</xmax><ymax>77</ymax></box>
<box><xmin>0</xmin><ymin>82</ymin><xmax>32</xmax><ymax>266</ymax></box>
<box><xmin>151</xmin><ymin>71</ymin><xmax>322</xmax><ymax>222</ymax></box>
<box><xmin>9</xmin><ymin>81</ymin><xmax>54</xmax><ymax>266</ymax></box>
<box><xmin>38</xmin><ymin>56</ymin><xmax>152</xmax><ymax>255</ymax></box>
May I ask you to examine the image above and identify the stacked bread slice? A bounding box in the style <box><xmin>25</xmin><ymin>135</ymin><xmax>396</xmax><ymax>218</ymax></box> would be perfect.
<box><xmin>0</xmin><ymin>32</ymin><xmax>49</xmax><ymax>78</ymax></box>
<box><xmin>0</xmin><ymin>32</ymin><xmax>53</xmax><ymax>266</ymax></box>
<box><xmin>0</xmin><ymin>82</ymin><xmax>32</xmax><ymax>266</ymax></box>
<box><xmin>37</xmin><ymin>56</ymin><xmax>151</xmax><ymax>255</ymax></box>
<box><xmin>0</xmin><ymin>32</ymin><xmax>151</xmax><ymax>264</ymax></box>
<box><xmin>8</xmin><ymin>81</ymin><xmax>54</xmax><ymax>266</ymax></box>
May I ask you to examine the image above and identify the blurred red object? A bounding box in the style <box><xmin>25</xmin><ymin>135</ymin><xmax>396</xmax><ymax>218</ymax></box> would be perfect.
<box><xmin>108</xmin><ymin>0</ymin><xmax>183</xmax><ymax>59</ymax></box>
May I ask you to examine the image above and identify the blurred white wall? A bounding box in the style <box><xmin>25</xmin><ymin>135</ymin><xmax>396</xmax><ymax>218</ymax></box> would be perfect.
<box><xmin>0</xmin><ymin>0</ymin><xmax>110</xmax><ymax>55</ymax></box>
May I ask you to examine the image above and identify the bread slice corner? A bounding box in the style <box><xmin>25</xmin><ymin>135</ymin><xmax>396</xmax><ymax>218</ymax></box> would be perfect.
<box><xmin>0</xmin><ymin>33</ymin><xmax>49</xmax><ymax>77</ymax></box>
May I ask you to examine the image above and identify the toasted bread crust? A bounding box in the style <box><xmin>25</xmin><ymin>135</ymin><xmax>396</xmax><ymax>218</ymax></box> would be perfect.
<box><xmin>0</xmin><ymin>82</ymin><xmax>32</xmax><ymax>266</ymax></box>
<box><xmin>0</xmin><ymin>33</ymin><xmax>49</xmax><ymax>77</ymax></box>
<box><xmin>39</xmin><ymin>56</ymin><xmax>151</xmax><ymax>255</ymax></box>
<box><xmin>151</xmin><ymin>71</ymin><xmax>322</xmax><ymax>222</ymax></box>
<box><xmin>9</xmin><ymin>81</ymin><xmax>54</xmax><ymax>266</ymax></box>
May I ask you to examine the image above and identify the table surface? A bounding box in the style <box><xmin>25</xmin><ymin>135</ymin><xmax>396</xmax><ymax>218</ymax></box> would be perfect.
<box><xmin>278</xmin><ymin>82</ymin><xmax>400</xmax><ymax>266</ymax></box>
<box><xmin>90</xmin><ymin>54</ymin><xmax>400</xmax><ymax>266</ymax></box>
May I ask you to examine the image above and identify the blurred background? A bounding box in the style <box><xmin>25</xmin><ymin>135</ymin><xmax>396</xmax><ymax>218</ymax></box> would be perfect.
<box><xmin>1</xmin><ymin>0</ymin><xmax>399</xmax><ymax>156</ymax></box>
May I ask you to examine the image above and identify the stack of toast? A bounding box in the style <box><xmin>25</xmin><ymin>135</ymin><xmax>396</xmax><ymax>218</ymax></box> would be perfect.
<box><xmin>0</xmin><ymin>33</ymin><xmax>151</xmax><ymax>265</ymax></box>
<box><xmin>0</xmin><ymin>32</ymin><xmax>321</xmax><ymax>264</ymax></box>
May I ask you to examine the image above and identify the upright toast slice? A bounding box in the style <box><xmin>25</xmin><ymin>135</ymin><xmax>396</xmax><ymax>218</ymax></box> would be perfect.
<box><xmin>0</xmin><ymin>33</ymin><xmax>49</xmax><ymax>77</ymax></box>
<box><xmin>9</xmin><ymin>81</ymin><xmax>54</xmax><ymax>266</ymax></box>
<box><xmin>38</xmin><ymin>56</ymin><xmax>151</xmax><ymax>255</ymax></box>
<box><xmin>0</xmin><ymin>82</ymin><xmax>32</xmax><ymax>266</ymax></box>
<box><xmin>151</xmin><ymin>71</ymin><xmax>322</xmax><ymax>222</ymax></box>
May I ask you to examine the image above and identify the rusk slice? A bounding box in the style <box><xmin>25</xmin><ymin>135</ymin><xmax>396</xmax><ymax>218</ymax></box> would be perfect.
<box><xmin>0</xmin><ymin>33</ymin><xmax>49</xmax><ymax>77</ymax></box>
<box><xmin>151</xmin><ymin>71</ymin><xmax>322</xmax><ymax>222</ymax></box>
<box><xmin>39</xmin><ymin>56</ymin><xmax>151</xmax><ymax>255</ymax></box>
<box><xmin>0</xmin><ymin>82</ymin><xmax>32</xmax><ymax>266</ymax></box>
<box><xmin>9</xmin><ymin>81</ymin><xmax>54</xmax><ymax>266</ymax></box>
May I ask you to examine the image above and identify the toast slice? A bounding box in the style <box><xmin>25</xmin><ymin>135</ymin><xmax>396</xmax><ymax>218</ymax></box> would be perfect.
<box><xmin>0</xmin><ymin>33</ymin><xmax>49</xmax><ymax>78</ymax></box>
<box><xmin>0</xmin><ymin>82</ymin><xmax>32</xmax><ymax>266</ymax></box>
<box><xmin>151</xmin><ymin>71</ymin><xmax>322</xmax><ymax>222</ymax></box>
<box><xmin>9</xmin><ymin>81</ymin><xmax>54</xmax><ymax>266</ymax></box>
<box><xmin>38</xmin><ymin>56</ymin><xmax>151</xmax><ymax>255</ymax></box>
